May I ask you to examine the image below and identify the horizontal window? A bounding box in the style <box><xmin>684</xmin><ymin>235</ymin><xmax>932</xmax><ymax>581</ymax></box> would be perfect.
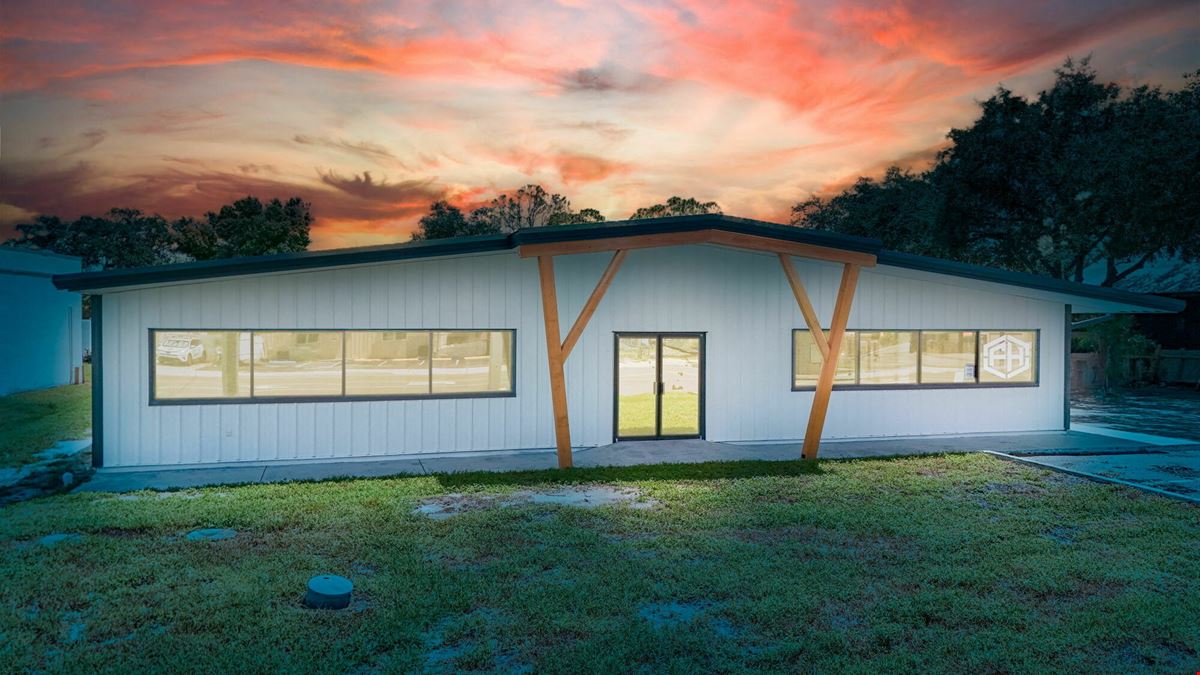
<box><xmin>921</xmin><ymin>331</ymin><xmax>977</xmax><ymax>384</ymax></box>
<box><xmin>792</xmin><ymin>329</ymin><xmax>1038</xmax><ymax>390</ymax></box>
<box><xmin>153</xmin><ymin>331</ymin><xmax>251</xmax><ymax>400</ymax></box>
<box><xmin>793</xmin><ymin>330</ymin><xmax>857</xmax><ymax>387</ymax></box>
<box><xmin>150</xmin><ymin>329</ymin><xmax>514</xmax><ymax>404</ymax></box>
<box><xmin>979</xmin><ymin>330</ymin><xmax>1037</xmax><ymax>384</ymax></box>
<box><xmin>859</xmin><ymin>331</ymin><xmax>918</xmax><ymax>385</ymax></box>
<box><xmin>345</xmin><ymin>331</ymin><xmax>430</xmax><ymax>396</ymax></box>
<box><xmin>254</xmin><ymin>331</ymin><xmax>343</xmax><ymax>397</ymax></box>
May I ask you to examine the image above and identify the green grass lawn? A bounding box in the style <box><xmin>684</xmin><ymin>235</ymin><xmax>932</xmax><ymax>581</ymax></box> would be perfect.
<box><xmin>618</xmin><ymin>392</ymin><xmax>699</xmax><ymax>437</ymax></box>
<box><xmin>0</xmin><ymin>365</ymin><xmax>91</xmax><ymax>468</ymax></box>
<box><xmin>1</xmin><ymin>453</ymin><xmax>1197</xmax><ymax>673</ymax></box>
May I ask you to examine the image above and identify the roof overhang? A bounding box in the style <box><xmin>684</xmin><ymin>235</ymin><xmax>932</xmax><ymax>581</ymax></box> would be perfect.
<box><xmin>51</xmin><ymin>213</ymin><xmax>1184</xmax><ymax>314</ymax></box>
<box><xmin>877</xmin><ymin>251</ymin><xmax>1185</xmax><ymax>314</ymax></box>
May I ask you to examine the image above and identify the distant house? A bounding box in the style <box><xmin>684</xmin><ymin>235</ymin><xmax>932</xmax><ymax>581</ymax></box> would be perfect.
<box><xmin>52</xmin><ymin>215</ymin><xmax>1182</xmax><ymax>470</ymax></box>
<box><xmin>1</xmin><ymin>248</ymin><xmax>84</xmax><ymax>395</ymax></box>
<box><xmin>1116</xmin><ymin>259</ymin><xmax>1199</xmax><ymax>349</ymax></box>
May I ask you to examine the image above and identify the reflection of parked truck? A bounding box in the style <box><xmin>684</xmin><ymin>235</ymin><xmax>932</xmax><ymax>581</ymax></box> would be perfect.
<box><xmin>156</xmin><ymin>337</ymin><xmax>205</xmax><ymax>364</ymax></box>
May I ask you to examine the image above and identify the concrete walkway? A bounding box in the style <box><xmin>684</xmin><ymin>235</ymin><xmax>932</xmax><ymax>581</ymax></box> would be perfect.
<box><xmin>77</xmin><ymin>429</ymin><xmax>1162</xmax><ymax>493</ymax></box>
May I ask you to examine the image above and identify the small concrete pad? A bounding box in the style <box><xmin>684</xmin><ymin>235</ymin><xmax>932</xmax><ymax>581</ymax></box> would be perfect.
<box><xmin>39</xmin><ymin>533</ymin><xmax>82</xmax><ymax>547</ymax></box>
<box><xmin>186</xmin><ymin>528</ymin><xmax>237</xmax><ymax>541</ymax></box>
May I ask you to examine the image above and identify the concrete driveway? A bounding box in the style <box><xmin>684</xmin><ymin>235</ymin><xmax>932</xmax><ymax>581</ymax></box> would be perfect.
<box><xmin>998</xmin><ymin>425</ymin><xmax>1200</xmax><ymax>499</ymax></box>
<box><xmin>999</xmin><ymin>443</ymin><xmax>1200</xmax><ymax>504</ymax></box>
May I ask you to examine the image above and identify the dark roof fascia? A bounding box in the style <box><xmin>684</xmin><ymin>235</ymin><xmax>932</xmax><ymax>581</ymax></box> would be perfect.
<box><xmin>510</xmin><ymin>213</ymin><xmax>884</xmax><ymax>254</ymax></box>
<box><xmin>877</xmin><ymin>250</ymin><xmax>1186</xmax><ymax>313</ymax></box>
<box><xmin>49</xmin><ymin>212</ymin><xmax>1184</xmax><ymax>313</ymax></box>
<box><xmin>52</xmin><ymin>233</ymin><xmax>512</xmax><ymax>292</ymax></box>
<box><xmin>52</xmin><ymin>215</ymin><xmax>882</xmax><ymax>292</ymax></box>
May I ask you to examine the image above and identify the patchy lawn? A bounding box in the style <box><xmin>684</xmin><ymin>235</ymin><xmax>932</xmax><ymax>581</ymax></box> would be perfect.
<box><xmin>0</xmin><ymin>366</ymin><xmax>91</xmax><ymax>468</ymax></box>
<box><xmin>1</xmin><ymin>453</ymin><xmax>1197</xmax><ymax>673</ymax></box>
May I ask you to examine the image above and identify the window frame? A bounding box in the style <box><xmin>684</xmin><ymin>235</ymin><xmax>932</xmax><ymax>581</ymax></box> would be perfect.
<box><xmin>791</xmin><ymin>328</ymin><xmax>1040</xmax><ymax>391</ymax></box>
<box><xmin>148</xmin><ymin>328</ymin><xmax>517</xmax><ymax>406</ymax></box>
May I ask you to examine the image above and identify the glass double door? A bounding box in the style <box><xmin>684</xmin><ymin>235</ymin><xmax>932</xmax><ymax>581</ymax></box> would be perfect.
<box><xmin>615</xmin><ymin>333</ymin><xmax>704</xmax><ymax>440</ymax></box>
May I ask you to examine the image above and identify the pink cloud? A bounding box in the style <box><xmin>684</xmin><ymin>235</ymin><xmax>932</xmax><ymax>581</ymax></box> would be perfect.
<box><xmin>1</xmin><ymin>0</ymin><xmax>1195</xmax><ymax>250</ymax></box>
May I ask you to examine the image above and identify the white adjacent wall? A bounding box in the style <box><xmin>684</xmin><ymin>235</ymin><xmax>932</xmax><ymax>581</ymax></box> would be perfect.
<box><xmin>98</xmin><ymin>245</ymin><xmax>1067</xmax><ymax>467</ymax></box>
<box><xmin>1</xmin><ymin>249</ymin><xmax>84</xmax><ymax>395</ymax></box>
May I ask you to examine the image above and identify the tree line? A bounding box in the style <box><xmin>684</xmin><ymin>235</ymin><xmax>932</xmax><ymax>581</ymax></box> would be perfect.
<box><xmin>4</xmin><ymin>197</ymin><xmax>313</xmax><ymax>269</ymax></box>
<box><xmin>2</xmin><ymin>188</ymin><xmax>720</xmax><ymax>270</ymax></box>
<box><xmin>411</xmin><ymin>189</ymin><xmax>720</xmax><ymax>240</ymax></box>
<box><xmin>794</xmin><ymin>59</ymin><xmax>1200</xmax><ymax>287</ymax></box>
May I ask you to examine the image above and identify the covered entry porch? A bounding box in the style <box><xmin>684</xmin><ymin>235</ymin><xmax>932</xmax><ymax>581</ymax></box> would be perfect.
<box><xmin>524</xmin><ymin>222</ymin><xmax>880</xmax><ymax>467</ymax></box>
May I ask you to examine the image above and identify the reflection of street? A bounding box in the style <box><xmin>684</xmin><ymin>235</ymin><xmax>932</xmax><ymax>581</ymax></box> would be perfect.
<box><xmin>155</xmin><ymin>362</ymin><xmax>248</xmax><ymax>398</ymax></box>
<box><xmin>616</xmin><ymin>336</ymin><xmax>701</xmax><ymax>437</ymax></box>
<box><xmin>157</xmin><ymin>354</ymin><xmax>511</xmax><ymax>399</ymax></box>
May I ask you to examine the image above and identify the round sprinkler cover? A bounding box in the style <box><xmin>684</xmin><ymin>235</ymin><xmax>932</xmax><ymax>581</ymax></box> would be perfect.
<box><xmin>305</xmin><ymin>574</ymin><xmax>353</xmax><ymax>610</ymax></box>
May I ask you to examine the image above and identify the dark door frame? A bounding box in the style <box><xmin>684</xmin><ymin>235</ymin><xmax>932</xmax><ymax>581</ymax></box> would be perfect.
<box><xmin>613</xmin><ymin>332</ymin><xmax>706</xmax><ymax>441</ymax></box>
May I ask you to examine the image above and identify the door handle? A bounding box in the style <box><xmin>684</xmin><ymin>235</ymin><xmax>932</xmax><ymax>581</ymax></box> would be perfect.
<box><xmin>657</xmin><ymin>381</ymin><xmax>665</xmax><ymax>395</ymax></box>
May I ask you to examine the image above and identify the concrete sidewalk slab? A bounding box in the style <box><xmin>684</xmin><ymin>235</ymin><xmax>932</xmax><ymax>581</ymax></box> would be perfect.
<box><xmin>260</xmin><ymin>458</ymin><xmax>426</xmax><ymax>483</ymax></box>
<box><xmin>78</xmin><ymin>465</ymin><xmax>266</xmax><ymax>492</ymax></box>
<box><xmin>69</xmin><ymin>429</ymin><xmax>1171</xmax><ymax>494</ymax></box>
<box><xmin>996</xmin><ymin>446</ymin><xmax>1200</xmax><ymax>504</ymax></box>
<box><xmin>1069</xmin><ymin>423</ymin><xmax>1197</xmax><ymax>447</ymax></box>
<box><xmin>419</xmin><ymin>451</ymin><xmax>559</xmax><ymax>475</ymax></box>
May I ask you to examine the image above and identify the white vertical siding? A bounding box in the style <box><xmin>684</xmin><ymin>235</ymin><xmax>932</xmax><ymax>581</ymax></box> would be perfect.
<box><xmin>101</xmin><ymin>246</ymin><xmax>1067</xmax><ymax>467</ymax></box>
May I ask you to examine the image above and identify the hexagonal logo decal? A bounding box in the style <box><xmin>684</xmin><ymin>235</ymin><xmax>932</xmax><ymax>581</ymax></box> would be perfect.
<box><xmin>981</xmin><ymin>334</ymin><xmax>1032</xmax><ymax>380</ymax></box>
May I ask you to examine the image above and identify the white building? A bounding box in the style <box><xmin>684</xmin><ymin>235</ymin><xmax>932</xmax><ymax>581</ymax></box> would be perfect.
<box><xmin>53</xmin><ymin>215</ymin><xmax>1182</xmax><ymax>470</ymax></box>
<box><xmin>2</xmin><ymin>248</ymin><xmax>84</xmax><ymax>395</ymax></box>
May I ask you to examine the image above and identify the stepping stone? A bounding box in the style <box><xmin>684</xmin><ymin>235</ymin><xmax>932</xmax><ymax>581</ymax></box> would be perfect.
<box><xmin>185</xmin><ymin>528</ymin><xmax>237</xmax><ymax>542</ymax></box>
<box><xmin>39</xmin><ymin>533</ymin><xmax>82</xmax><ymax>547</ymax></box>
<box><xmin>305</xmin><ymin>574</ymin><xmax>353</xmax><ymax>609</ymax></box>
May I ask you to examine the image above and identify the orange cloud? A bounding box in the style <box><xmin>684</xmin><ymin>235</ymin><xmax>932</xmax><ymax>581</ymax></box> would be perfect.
<box><xmin>1</xmin><ymin>0</ymin><xmax>1195</xmax><ymax>251</ymax></box>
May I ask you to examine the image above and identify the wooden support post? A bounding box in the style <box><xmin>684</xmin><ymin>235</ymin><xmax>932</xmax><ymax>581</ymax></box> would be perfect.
<box><xmin>778</xmin><ymin>253</ymin><xmax>829</xmax><ymax>360</ymax></box>
<box><xmin>537</xmin><ymin>256</ymin><xmax>574</xmax><ymax>468</ymax></box>
<box><xmin>801</xmin><ymin>263</ymin><xmax>860</xmax><ymax>460</ymax></box>
<box><xmin>561</xmin><ymin>250</ymin><xmax>627</xmax><ymax>360</ymax></box>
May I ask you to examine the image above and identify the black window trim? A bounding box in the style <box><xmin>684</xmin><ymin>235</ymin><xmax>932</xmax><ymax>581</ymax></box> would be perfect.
<box><xmin>148</xmin><ymin>328</ymin><xmax>517</xmax><ymax>406</ymax></box>
<box><xmin>791</xmin><ymin>328</ymin><xmax>1040</xmax><ymax>392</ymax></box>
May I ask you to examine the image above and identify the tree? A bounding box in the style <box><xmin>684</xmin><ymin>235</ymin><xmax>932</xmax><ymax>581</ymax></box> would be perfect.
<box><xmin>5</xmin><ymin>196</ymin><xmax>313</xmax><ymax>268</ymax></box>
<box><xmin>413</xmin><ymin>186</ymin><xmax>605</xmax><ymax>240</ymax></box>
<box><xmin>6</xmin><ymin>208</ymin><xmax>174</xmax><ymax>269</ymax></box>
<box><xmin>173</xmin><ymin>196</ymin><xmax>311</xmax><ymax>260</ymax></box>
<box><xmin>472</xmin><ymin>184</ymin><xmax>573</xmax><ymax>233</ymax></box>
<box><xmin>630</xmin><ymin>196</ymin><xmax>721</xmax><ymax>219</ymax></box>
<box><xmin>549</xmin><ymin>208</ymin><xmax>606</xmax><ymax>226</ymax></box>
<box><xmin>794</xmin><ymin>58</ymin><xmax>1200</xmax><ymax>286</ymax></box>
<box><xmin>792</xmin><ymin>167</ymin><xmax>943</xmax><ymax>254</ymax></box>
<box><xmin>411</xmin><ymin>201</ymin><xmax>501</xmax><ymax>240</ymax></box>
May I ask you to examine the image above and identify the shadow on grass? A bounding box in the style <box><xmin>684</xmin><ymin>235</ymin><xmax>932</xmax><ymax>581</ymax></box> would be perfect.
<box><xmin>429</xmin><ymin>458</ymin><xmax>826</xmax><ymax>490</ymax></box>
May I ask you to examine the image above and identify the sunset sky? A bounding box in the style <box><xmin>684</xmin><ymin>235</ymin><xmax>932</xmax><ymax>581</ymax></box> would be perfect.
<box><xmin>1</xmin><ymin>0</ymin><xmax>1197</xmax><ymax>249</ymax></box>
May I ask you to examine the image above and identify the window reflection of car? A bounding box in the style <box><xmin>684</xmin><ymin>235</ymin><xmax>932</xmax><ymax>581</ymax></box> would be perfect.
<box><xmin>156</xmin><ymin>337</ymin><xmax>205</xmax><ymax>365</ymax></box>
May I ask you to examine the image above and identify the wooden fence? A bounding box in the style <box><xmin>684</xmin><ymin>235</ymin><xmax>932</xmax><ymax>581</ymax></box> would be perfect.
<box><xmin>1071</xmin><ymin>349</ymin><xmax>1200</xmax><ymax>391</ymax></box>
